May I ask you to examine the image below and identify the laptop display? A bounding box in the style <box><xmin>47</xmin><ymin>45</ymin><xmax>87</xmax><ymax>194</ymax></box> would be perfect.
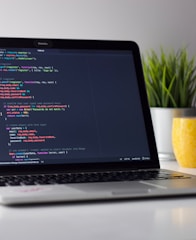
<box><xmin>0</xmin><ymin>38</ymin><xmax>157</xmax><ymax>170</ymax></box>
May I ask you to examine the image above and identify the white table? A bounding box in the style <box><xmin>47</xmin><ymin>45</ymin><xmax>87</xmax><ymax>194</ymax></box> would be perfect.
<box><xmin>1</xmin><ymin>160</ymin><xmax>196</xmax><ymax>240</ymax></box>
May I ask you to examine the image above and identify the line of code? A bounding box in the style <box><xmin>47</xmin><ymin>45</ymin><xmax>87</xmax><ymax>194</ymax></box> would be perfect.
<box><xmin>0</xmin><ymin>79</ymin><xmax>58</xmax><ymax>99</ymax></box>
<box><xmin>0</xmin><ymin>65</ymin><xmax>58</xmax><ymax>73</ymax></box>
<box><xmin>8</xmin><ymin>147</ymin><xmax>86</xmax><ymax>162</ymax></box>
<box><xmin>0</xmin><ymin>49</ymin><xmax>36</xmax><ymax>61</ymax></box>
<box><xmin>6</xmin><ymin>124</ymin><xmax>56</xmax><ymax>144</ymax></box>
<box><xmin>4</xmin><ymin>102</ymin><xmax>69</xmax><ymax>118</ymax></box>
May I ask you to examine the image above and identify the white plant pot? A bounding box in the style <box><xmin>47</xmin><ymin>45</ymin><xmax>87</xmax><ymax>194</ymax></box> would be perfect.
<box><xmin>150</xmin><ymin>107</ymin><xmax>196</xmax><ymax>160</ymax></box>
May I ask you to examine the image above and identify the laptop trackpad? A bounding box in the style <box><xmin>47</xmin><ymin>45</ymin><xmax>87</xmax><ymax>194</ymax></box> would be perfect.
<box><xmin>72</xmin><ymin>181</ymin><xmax>157</xmax><ymax>194</ymax></box>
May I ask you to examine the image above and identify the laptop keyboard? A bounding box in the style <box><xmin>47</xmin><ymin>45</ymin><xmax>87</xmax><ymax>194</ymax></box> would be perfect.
<box><xmin>0</xmin><ymin>170</ymin><xmax>191</xmax><ymax>187</ymax></box>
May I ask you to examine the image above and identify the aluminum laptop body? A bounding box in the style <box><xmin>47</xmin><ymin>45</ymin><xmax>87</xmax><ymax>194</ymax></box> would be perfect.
<box><xmin>0</xmin><ymin>37</ymin><xmax>195</xmax><ymax>205</ymax></box>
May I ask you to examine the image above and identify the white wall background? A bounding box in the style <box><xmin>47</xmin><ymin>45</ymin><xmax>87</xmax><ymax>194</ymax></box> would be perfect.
<box><xmin>0</xmin><ymin>0</ymin><xmax>196</xmax><ymax>55</ymax></box>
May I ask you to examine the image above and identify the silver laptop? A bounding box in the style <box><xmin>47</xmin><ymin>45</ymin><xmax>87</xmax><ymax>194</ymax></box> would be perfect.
<box><xmin>0</xmin><ymin>37</ymin><xmax>195</xmax><ymax>205</ymax></box>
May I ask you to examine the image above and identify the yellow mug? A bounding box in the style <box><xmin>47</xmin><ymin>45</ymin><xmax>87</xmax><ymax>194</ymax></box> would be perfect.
<box><xmin>172</xmin><ymin>117</ymin><xmax>196</xmax><ymax>168</ymax></box>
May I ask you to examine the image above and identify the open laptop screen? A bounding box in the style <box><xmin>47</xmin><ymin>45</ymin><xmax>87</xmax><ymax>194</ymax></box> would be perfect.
<box><xmin>0</xmin><ymin>39</ymin><xmax>155</xmax><ymax>168</ymax></box>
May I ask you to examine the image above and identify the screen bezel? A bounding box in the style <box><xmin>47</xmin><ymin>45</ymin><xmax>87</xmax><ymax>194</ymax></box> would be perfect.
<box><xmin>0</xmin><ymin>37</ymin><xmax>159</xmax><ymax>174</ymax></box>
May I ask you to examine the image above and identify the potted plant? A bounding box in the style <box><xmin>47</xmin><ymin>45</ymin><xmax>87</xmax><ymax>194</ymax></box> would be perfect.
<box><xmin>142</xmin><ymin>48</ymin><xmax>196</xmax><ymax>160</ymax></box>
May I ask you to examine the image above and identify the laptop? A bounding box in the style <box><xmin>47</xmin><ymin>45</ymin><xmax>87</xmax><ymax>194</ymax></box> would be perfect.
<box><xmin>0</xmin><ymin>37</ymin><xmax>195</xmax><ymax>205</ymax></box>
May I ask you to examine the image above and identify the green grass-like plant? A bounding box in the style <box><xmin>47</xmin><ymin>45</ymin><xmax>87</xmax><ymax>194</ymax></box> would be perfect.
<box><xmin>142</xmin><ymin>48</ymin><xmax>196</xmax><ymax>107</ymax></box>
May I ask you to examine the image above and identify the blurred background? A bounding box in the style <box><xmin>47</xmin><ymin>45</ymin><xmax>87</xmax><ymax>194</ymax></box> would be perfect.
<box><xmin>0</xmin><ymin>0</ymin><xmax>195</xmax><ymax>56</ymax></box>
